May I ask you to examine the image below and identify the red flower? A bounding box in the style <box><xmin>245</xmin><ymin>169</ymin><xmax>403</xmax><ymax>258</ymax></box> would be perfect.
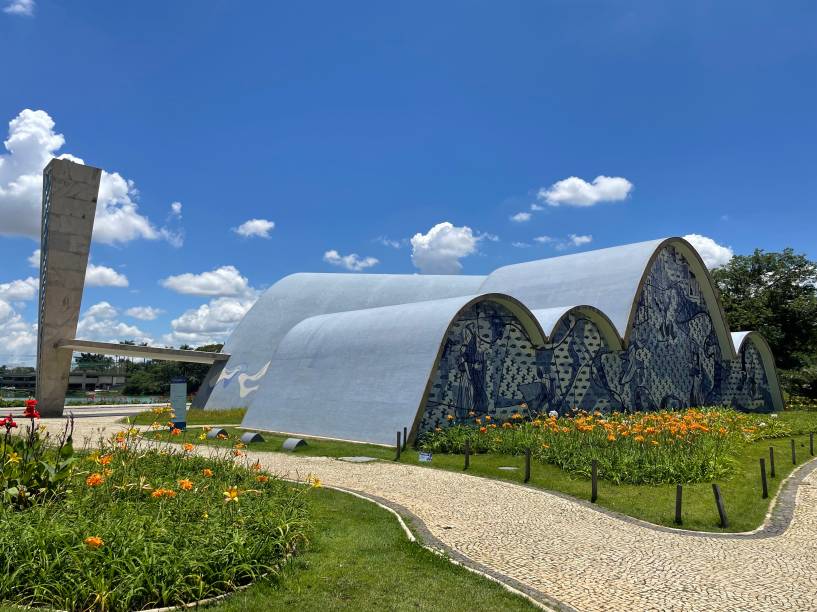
<box><xmin>1</xmin><ymin>414</ymin><xmax>17</xmax><ymax>431</ymax></box>
<box><xmin>23</xmin><ymin>399</ymin><xmax>40</xmax><ymax>419</ymax></box>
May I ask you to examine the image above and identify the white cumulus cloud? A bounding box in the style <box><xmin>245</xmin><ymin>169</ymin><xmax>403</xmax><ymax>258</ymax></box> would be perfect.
<box><xmin>3</xmin><ymin>0</ymin><xmax>34</xmax><ymax>16</ymax></box>
<box><xmin>683</xmin><ymin>234</ymin><xmax>734</xmax><ymax>269</ymax></box>
<box><xmin>164</xmin><ymin>296</ymin><xmax>256</xmax><ymax>346</ymax></box>
<box><xmin>323</xmin><ymin>250</ymin><xmax>379</xmax><ymax>272</ymax></box>
<box><xmin>233</xmin><ymin>218</ymin><xmax>275</xmax><ymax>239</ymax></box>
<box><xmin>85</xmin><ymin>263</ymin><xmax>128</xmax><ymax>287</ymax></box>
<box><xmin>160</xmin><ymin>265</ymin><xmax>253</xmax><ymax>298</ymax></box>
<box><xmin>76</xmin><ymin>301</ymin><xmax>152</xmax><ymax>345</ymax></box>
<box><xmin>410</xmin><ymin>222</ymin><xmax>482</xmax><ymax>274</ymax></box>
<box><xmin>27</xmin><ymin>248</ymin><xmax>39</xmax><ymax>268</ymax></box>
<box><xmin>538</xmin><ymin>175</ymin><xmax>633</xmax><ymax>207</ymax></box>
<box><xmin>0</xmin><ymin>109</ymin><xmax>183</xmax><ymax>246</ymax></box>
<box><xmin>567</xmin><ymin>233</ymin><xmax>593</xmax><ymax>247</ymax></box>
<box><xmin>376</xmin><ymin>236</ymin><xmax>404</xmax><ymax>249</ymax></box>
<box><xmin>510</xmin><ymin>212</ymin><xmax>531</xmax><ymax>223</ymax></box>
<box><xmin>0</xmin><ymin>298</ymin><xmax>37</xmax><ymax>364</ymax></box>
<box><xmin>0</xmin><ymin>276</ymin><xmax>37</xmax><ymax>301</ymax></box>
<box><xmin>125</xmin><ymin>306</ymin><xmax>163</xmax><ymax>321</ymax></box>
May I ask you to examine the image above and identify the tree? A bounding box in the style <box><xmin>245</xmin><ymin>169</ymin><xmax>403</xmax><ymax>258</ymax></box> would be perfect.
<box><xmin>74</xmin><ymin>353</ymin><xmax>115</xmax><ymax>371</ymax></box>
<box><xmin>119</xmin><ymin>343</ymin><xmax>225</xmax><ymax>396</ymax></box>
<box><xmin>712</xmin><ymin>248</ymin><xmax>817</xmax><ymax>396</ymax></box>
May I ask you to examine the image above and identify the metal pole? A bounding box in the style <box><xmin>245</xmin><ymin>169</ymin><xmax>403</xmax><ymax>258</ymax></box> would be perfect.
<box><xmin>760</xmin><ymin>458</ymin><xmax>768</xmax><ymax>499</ymax></box>
<box><xmin>395</xmin><ymin>431</ymin><xmax>401</xmax><ymax>461</ymax></box>
<box><xmin>674</xmin><ymin>485</ymin><xmax>682</xmax><ymax>525</ymax></box>
<box><xmin>464</xmin><ymin>438</ymin><xmax>470</xmax><ymax>470</ymax></box>
<box><xmin>591</xmin><ymin>459</ymin><xmax>598</xmax><ymax>503</ymax></box>
<box><xmin>712</xmin><ymin>484</ymin><xmax>728</xmax><ymax>528</ymax></box>
<box><xmin>791</xmin><ymin>439</ymin><xmax>796</xmax><ymax>465</ymax></box>
<box><xmin>769</xmin><ymin>447</ymin><xmax>776</xmax><ymax>478</ymax></box>
<box><xmin>403</xmin><ymin>426</ymin><xmax>407</xmax><ymax>451</ymax></box>
<box><xmin>524</xmin><ymin>448</ymin><xmax>531</xmax><ymax>483</ymax></box>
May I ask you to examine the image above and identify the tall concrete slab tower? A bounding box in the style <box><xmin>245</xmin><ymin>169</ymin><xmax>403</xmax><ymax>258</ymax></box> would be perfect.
<box><xmin>36</xmin><ymin>159</ymin><xmax>101</xmax><ymax>416</ymax></box>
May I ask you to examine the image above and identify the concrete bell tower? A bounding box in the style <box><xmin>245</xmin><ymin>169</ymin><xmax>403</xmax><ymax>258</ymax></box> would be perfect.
<box><xmin>35</xmin><ymin>158</ymin><xmax>101</xmax><ymax>417</ymax></box>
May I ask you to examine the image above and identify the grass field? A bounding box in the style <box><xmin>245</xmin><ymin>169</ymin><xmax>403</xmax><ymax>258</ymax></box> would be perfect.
<box><xmin>141</xmin><ymin>409</ymin><xmax>817</xmax><ymax>533</ymax></box>
<box><xmin>205</xmin><ymin>487</ymin><xmax>536</xmax><ymax>611</ymax></box>
<box><xmin>124</xmin><ymin>407</ymin><xmax>246</xmax><ymax>426</ymax></box>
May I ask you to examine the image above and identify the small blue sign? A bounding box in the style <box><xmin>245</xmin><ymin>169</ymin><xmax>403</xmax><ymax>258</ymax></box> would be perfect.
<box><xmin>419</xmin><ymin>451</ymin><xmax>433</xmax><ymax>463</ymax></box>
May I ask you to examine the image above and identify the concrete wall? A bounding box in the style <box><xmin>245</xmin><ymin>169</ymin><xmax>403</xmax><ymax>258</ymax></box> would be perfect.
<box><xmin>35</xmin><ymin>159</ymin><xmax>101</xmax><ymax>416</ymax></box>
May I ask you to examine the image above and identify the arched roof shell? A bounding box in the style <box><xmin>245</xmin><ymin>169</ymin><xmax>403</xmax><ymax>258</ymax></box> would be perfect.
<box><xmin>478</xmin><ymin>237</ymin><xmax>736</xmax><ymax>359</ymax></box>
<box><xmin>203</xmin><ymin>272</ymin><xmax>485</xmax><ymax>408</ymax></box>
<box><xmin>731</xmin><ymin>331</ymin><xmax>785</xmax><ymax>411</ymax></box>
<box><xmin>530</xmin><ymin>305</ymin><xmax>624</xmax><ymax>350</ymax></box>
<box><xmin>240</xmin><ymin>293</ymin><xmax>544</xmax><ymax>445</ymax></box>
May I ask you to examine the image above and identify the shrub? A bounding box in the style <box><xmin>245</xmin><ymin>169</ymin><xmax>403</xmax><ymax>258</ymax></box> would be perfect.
<box><xmin>0</xmin><ymin>426</ymin><xmax>312</xmax><ymax>611</ymax></box>
<box><xmin>1</xmin><ymin>402</ymin><xmax>76</xmax><ymax>509</ymax></box>
<box><xmin>419</xmin><ymin>408</ymin><xmax>785</xmax><ymax>485</ymax></box>
<box><xmin>787</xmin><ymin>394</ymin><xmax>817</xmax><ymax>411</ymax></box>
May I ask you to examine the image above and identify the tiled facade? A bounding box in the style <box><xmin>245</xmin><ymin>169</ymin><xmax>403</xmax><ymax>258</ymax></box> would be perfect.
<box><xmin>419</xmin><ymin>246</ymin><xmax>772</xmax><ymax>434</ymax></box>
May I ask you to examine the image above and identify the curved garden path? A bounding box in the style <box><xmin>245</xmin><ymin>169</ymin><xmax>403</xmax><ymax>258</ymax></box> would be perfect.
<box><xmin>49</xmin><ymin>416</ymin><xmax>817</xmax><ymax>611</ymax></box>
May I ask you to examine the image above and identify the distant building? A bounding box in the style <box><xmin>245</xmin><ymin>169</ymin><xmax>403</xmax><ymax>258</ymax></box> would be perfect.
<box><xmin>1</xmin><ymin>369</ymin><xmax>126</xmax><ymax>393</ymax></box>
<box><xmin>1</xmin><ymin>370</ymin><xmax>36</xmax><ymax>392</ymax></box>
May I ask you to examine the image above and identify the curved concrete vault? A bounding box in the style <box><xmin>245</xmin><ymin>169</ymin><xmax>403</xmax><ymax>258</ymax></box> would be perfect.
<box><xmin>203</xmin><ymin>237</ymin><xmax>784</xmax><ymax>445</ymax></box>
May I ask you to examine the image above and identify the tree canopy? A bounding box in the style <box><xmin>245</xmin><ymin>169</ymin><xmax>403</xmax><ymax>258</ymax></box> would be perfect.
<box><xmin>712</xmin><ymin>248</ymin><xmax>817</xmax><ymax>397</ymax></box>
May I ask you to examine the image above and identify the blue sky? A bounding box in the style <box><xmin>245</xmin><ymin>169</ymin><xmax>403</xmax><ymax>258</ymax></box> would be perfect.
<box><xmin>0</xmin><ymin>1</ymin><xmax>815</xmax><ymax>363</ymax></box>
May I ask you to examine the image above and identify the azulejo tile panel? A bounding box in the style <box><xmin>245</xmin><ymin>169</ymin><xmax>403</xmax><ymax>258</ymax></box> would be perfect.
<box><xmin>419</xmin><ymin>246</ymin><xmax>773</xmax><ymax>435</ymax></box>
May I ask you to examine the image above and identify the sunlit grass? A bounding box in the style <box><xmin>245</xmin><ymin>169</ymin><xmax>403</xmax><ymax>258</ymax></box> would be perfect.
<box><xmin>206</xmin><ymin>487</ymin><xmax>537</xmax><ymax>611</ymax></box>
<box><xmin>124</xmin><ymin>407</ymin><xmax>246</xmax><ymax>426</ymax></box>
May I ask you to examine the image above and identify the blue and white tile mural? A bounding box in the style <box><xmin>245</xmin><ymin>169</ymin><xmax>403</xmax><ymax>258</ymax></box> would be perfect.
<box><xmin>419</xmin><ymin>246</ymin><xmax>773</xmax><ymax>434</ymax></box>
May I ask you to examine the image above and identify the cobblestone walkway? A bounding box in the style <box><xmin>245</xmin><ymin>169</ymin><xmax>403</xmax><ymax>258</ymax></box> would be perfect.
<box><xmin>55</xmin><ymin>417</ymin><xmax>817</xmax><ymax>611</ymax></box>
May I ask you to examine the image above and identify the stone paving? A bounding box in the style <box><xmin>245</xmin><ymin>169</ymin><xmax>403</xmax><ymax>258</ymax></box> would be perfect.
<box><xmin>43</xmin><ymin>416</ymin><xmax>817</xmax><ymax>611</ymax></box>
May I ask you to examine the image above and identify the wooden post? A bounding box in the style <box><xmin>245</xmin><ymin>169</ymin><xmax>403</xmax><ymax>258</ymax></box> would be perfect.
<box><xmin>760</xmin><ymin>458</ymin><xmax>768</xmax><ymax>499</ymax></box>
<box><xmin>464</xmin><ymin>439</ymin><xmax>470</xmax><ymax>470</ymax></box>
<box><xmin>712</xmin><ymin>484</ymin><xmax>728</xmax><ymax>528</ymax></box>
<box><xmin>524</xmin><ymin>448</ymin><xmax>531</xmax><ymax>483</ymax></box>
<box><xmin>395</xmin><ymin>431</ymin><xmax>401</xmax><ymax>461</ymax></box>
<box><xmin>591</xmin><ymin>459</ymin><xmax>598</xmax><ymax>503</ymax></box>
<box><xmin>403</xmin><ymin>426</ymin><xmax>407</xmax><ymax>451</ymax></box>
<box><xmin>791</xmin><ymin>439</ymin><xmax>796</xmax><ymax>465</ymax></box>
<box><xmin>769</xmin><ymin>447</ymin><xmax>776</xmax><ymax>478</ymax></box>
<box><xmin>674</xmin><ymin>485</ymin><xmax>682</xmax><ymax>525</ymax></box>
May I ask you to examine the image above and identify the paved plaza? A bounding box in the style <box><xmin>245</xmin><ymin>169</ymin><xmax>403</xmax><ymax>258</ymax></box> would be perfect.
<box><xmin>45</xmin><ymin>413</ymin><xmax>817</xmax><ymax>612</ymax></box>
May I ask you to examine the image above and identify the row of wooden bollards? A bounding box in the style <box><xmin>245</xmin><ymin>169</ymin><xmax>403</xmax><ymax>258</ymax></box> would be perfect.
<box><xmin>396</xmin><ymin>431</ymin><xmax>816</xmax><ymax>529</ymax></box>
<box><xmin>680</xmin><ymin>433</ymin><xmax>816</xmax><ymax>528</ymax></box>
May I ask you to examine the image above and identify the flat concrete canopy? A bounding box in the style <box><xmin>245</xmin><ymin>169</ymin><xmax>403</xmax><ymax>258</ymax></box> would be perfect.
<box><xmin>57</xmin><ymin>339</ymin><xmax>230</xmax><ymax>365</ymax></box>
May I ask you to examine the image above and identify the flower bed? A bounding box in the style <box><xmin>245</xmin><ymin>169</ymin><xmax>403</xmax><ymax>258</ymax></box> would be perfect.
<box><xmin>0</xmin><ymin>411</ymin><xmax>312</xmax><ymax>612</ymax></box>
<box><xmin>419</xmin><ymin>408</ymin><xmax>792</xmax><ymax>485</ymax></box>
<box><xmin>787</xmin><ymin>395</ymin><xmax>817</xmax><ymax>411</ymax></box>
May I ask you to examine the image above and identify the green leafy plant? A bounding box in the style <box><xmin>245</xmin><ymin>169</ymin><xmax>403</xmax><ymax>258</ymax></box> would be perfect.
<box><xmin>419</xmin><ymin>407</ymin><xmax>791</xmax><ymax>485</ymax></box>
<box><xmin>1</xmin><ymin>402</ymin><xmax>77</xmax><ymax>510</ymax></box>
<box><xmin>0</xmin><ymin>426</ymin><xmax>312</xmax><ymax>611</ymax></box>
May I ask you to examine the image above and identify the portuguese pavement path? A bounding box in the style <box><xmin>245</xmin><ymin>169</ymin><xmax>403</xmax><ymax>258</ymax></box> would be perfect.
<box><xmin>41</xmin><ymin>413</ymin><xmax>817</xmax><ymax>611</ymax></box>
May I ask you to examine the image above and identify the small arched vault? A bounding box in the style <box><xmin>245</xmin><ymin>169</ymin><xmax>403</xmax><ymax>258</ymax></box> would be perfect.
<box><xmin>211</xmin><ymin>237</ymin><xmax>785</xmax><ymax>445</ymax></box>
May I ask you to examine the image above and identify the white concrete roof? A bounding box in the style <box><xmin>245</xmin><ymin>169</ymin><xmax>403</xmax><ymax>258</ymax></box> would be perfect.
<box><xmin>241</xmin><ymin>293</ymin><xmax>540</xmax><ymax>445</ymax></box>
<box><xmin>530</xmin><ymin>305</ymin><xmax>624</xmax><ymax>350</ymax></box>
<box><xmin>203</xmin><ymin>272</ymin><xmax>484</xmax><ymax>408</ymax></box>
<box><xmin>479</xmin><ymin>237</ymin><xmax>734</xmax><ymax>358</ymax></box>
<box><xmin>201</xmin><ymin>237</ymin><xmax>781</xmax><ymax>442</ymax></box>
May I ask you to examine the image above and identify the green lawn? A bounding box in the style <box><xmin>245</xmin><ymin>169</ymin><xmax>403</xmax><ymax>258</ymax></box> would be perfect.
<box><xmin>124</xmin><ymin>407</ymin><xmax>247</xmax><ymax>426</ymax></box>
<box><xmin>204</xmin><ymin>487</ymin><xmax>536</xmax><ymax>611</ymax></box>
<box><xmin>141</xmin><ymin>409</ymin><xmax>817</xmax><ymax>533</ymax></box>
